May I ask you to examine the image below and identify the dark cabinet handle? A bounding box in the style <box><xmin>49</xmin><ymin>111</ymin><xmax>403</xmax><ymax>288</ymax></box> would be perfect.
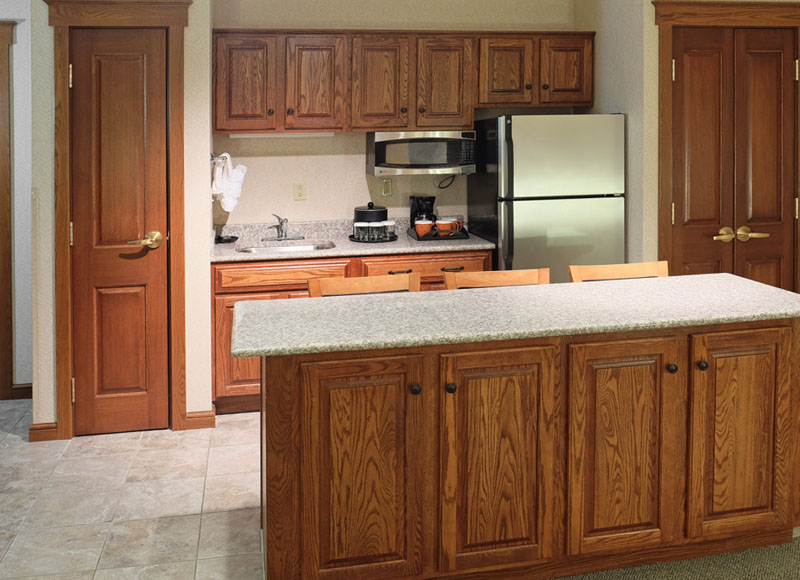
<box><xmin>287</xmin><ymin>108</ymin><xmax>294</xmax><ymax>115</ymax></box>
<box><xmin>525</xmin><ymin>83</ymin><xmax>533</xmax><ymax>90</ymax></box>
<box><xmin>666</xmin><ymin>364</ymin><xmax>678</xmax><ymax>374</ymax></box>
<box><xmin>697</xmin><ymin>361</ymin><xmax>709</xmax><ymax>371</ymax></box>
<box><xmin>441</xmin><ymin>266</ymin><xmax>465</xmax><ymax>272</ymax></box>
<box><xmin>388</xmin><ymin>269</ymin><xmax>412</xmax><ymax>275</ymax></box>
<box><xmin>410</xmin><ymin>384</ymin><xmax>422</xmax><ymax>395</ymax></box>
<box><xmin>445</xmin><ymin>383</ymin><xmax>457</xmax><ymax>394</ymax></box>
<box><xmin>267</xmin><ymin>108</ymin><xmax>274</xmax><ymax>116</ymax></box>
<box><xmin>419</xmin><ymin>106</ymin><xmax>426</xmax><ymax>113</ymax></box>
<box><xmin>401</xmin><ymin>107</ymin><xmax>408</xmax><ymax>114</ymax></box>
<box><xmin>542</xmin><ymin>84</ymin><xmax>550</xmax><ymax>90</ymax></box>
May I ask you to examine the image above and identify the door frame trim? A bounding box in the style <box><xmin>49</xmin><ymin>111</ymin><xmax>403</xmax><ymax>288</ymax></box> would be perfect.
<box><xmin>43</xmin><ymin>0</ymin><xmax>197</xmax><ymax>439</ymax></box>
<box><xmin>0</xmin><ymin>22</ymin><xmax>14</xmax><ymax>401</ymax></box>
<box><xmin>653</xmin><ymin>1</ymin><xmax>800</xmax><ymax>290</ymax></box>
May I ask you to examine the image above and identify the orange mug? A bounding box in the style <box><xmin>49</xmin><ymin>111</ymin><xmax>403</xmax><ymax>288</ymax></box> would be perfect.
<box><xmin>415</xmin><ymin>220</ymin><xmax>433</xmax><ymax>237</ymax></box>
<box><xmin>436</xmin><ymin>219</ymin><xmax>463</xmax><ymax>231</ymax></box>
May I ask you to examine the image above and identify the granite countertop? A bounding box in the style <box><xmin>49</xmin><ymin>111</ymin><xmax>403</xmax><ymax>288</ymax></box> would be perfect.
<box><xmin>231</xmin><ymin>273</ymin><xmax>800</xmax><ymax>357</ymax></box>
<box><xmin>211</xmin><ymin>219</ymin><xmax>495</xmax><ymax>263</ymax></box>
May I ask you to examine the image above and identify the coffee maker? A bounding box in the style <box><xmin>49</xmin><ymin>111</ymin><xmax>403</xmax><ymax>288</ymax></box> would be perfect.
<box><xmin>410</xmin><ymin>196</ymin><xmax>437</xmax><ymax>226</ymax></box>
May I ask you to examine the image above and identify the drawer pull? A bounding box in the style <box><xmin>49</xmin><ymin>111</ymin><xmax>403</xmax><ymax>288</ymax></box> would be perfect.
<box><xmin>440</xmin><ymin>266</ymin><xmax>465</xmax><ymax>273</ymax></box>
<box><xmin>388</xmin><ymin>269</ymin><xmax>412</xmax><ymax>275</ymax></box>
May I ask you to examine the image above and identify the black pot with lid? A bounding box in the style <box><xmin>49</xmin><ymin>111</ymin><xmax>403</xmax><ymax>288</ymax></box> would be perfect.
<box><xmin>354</xmin><ymin>201</ymin><xmax>388</xmax><ymax>223</ymax></box>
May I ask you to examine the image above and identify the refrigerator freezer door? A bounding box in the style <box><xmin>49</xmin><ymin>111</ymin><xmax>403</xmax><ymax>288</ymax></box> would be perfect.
<box><xmin>508</xmin><ymin>114</ymin><xmax>625</xmax><ymax>198</ymax></box>
<box><xmin>505</xmin><ymin>197</ymin><xmax>625</xmax><ymax>283</ymax></box>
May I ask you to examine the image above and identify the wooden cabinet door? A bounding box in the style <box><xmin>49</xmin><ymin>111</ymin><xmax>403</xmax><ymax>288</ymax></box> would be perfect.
<box><xmin>478</xmin><ymin>37</ymin><xmax>534</xmax><ymax>105</ymax></box>
<box><xmin>285</xmin><ymin>35</ymin><xmax>347</xmax><ymax>130</ymax></box>
<box><xmin>568</xmin><ymin>338</ymin><xmax>682</xmax><ymax>555</ymax></box>
<box><xmin>440</xmin><ymin>346</ymin><xmax>559</xmax><ymax>571</ymax></box>
<box><xmin>351</xmin><ymin>35</ymin><xmax>410</xmax><ymax>129</ymax></box>
<box><xmin>213</xmin><ymin>293</ymin><xmax>285</xmax><ymax>399</ymax></box>
<box><xmin>300</xmin><ymin>355</ymin><xmax>425</xmax><ymax>579</ymax></box>
<box><xmin>671</xmin><ymin>28</ymin><xmax>735</xmax><ymax>277</ymax></box>
<box><xmin>416</xmin><ymin>37</ymin><xmax>474</xmax><ymax>128</ymax></box>
<box><xmin>213</xmin><ymin>34</ymin><xmax>279</xmax><ymax>132</ymax></box>
<box><xmin>539</xmin><ymin>37</ymin><xmax>592</xmax><ymax>104</ymax></box>
<box><xmin>688</xmin><ymin>328</ymin><xmax>792</xmax><ymax>540</ymax></box>
<box><xmin>732</xmin><ymin>28</ymin><xmax>796</xmax><ymax>290</ymax></box>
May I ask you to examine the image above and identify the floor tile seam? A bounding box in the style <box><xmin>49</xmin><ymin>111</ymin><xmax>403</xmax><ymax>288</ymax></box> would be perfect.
<box><xmin>196</xmin><ymin>444</ymin><xmax>213</xmax><ymax>559</ymax></box>
<box><xmin>12</xmin><ymin>488</ymin><xmax>44</xmax><ymax>535</ymax></box>
<box><xmin>100</xmin><ymin>440</ymin><xmax>140</xmax><ymax>565</ymax></box>
<box><xmin>19</xmin><ymin>485</ymin><xmax>125</xmax><ymax>530</ymax></box>
<box><xmin>94</xmin><ymin>557</ymin><xmax>199</xmax><ymax>573</ymax></box>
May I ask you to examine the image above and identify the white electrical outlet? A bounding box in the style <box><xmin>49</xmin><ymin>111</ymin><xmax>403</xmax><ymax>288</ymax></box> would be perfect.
<box><xmin>381</xmin><ymin>178</ymin><xmax>392</xmax><ymax>197</ymax></box>
<box><xmin>293</xmin><ymin>182</ymin><xmax>307</xmax><ymax>201</ymax></box>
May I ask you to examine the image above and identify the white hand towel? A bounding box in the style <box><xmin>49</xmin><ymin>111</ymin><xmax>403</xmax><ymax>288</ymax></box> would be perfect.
<box><xmin>211</xmin><ymin>153</ymin><xmax>248</xmax><ymax>212</ymax></box>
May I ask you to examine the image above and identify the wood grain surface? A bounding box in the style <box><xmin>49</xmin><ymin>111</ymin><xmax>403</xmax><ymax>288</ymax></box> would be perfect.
<box><xmin>0</xmin><ymin>23</ymin><xmax>13</xmax><ymax>401</ymax></box>
<box><xmin>351</xmin><ymin>35</ymin><xmax>410</xmax><ymax>129</ymax></box>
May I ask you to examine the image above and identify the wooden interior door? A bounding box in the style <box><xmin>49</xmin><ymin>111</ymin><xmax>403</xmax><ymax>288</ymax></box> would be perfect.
<box><xmin>439</xmin><ymin>346</ymin><xmax>558</xmax><ymax>571</ymax></box>
<box><xmin>671</xmin><ymin>27</ymin><xmax>735</xmax><ymax>277</ymax></box>
<box><xmin>688</xmin><ymin>328</ymin><xmax>792</xmax><ymax>540</ymax></box>
<box><xmin>568</xmin><ymin>338</ymin><xmax>682</xmax><ymax>555</ymax></box>
<box><xmin>285</xmin><ymin>35</ymin><xmax>347</xmax><ymax>130</ymax></box>
<box><xmin>299</xmin><ymin>355</ymin><xmax>424</xmax><ymax>579</ymax></box>
<box><xmin>351</xmin><ymin>35</ymin><xmax>410</xmax><ymax>129</ymax></box>
<box><xmin>71</xmin><ymin>29</ymin><xmax>169</xmax><ymax>435</ymax></box>
<box><xmin>732</xmin><ymin>28</ymin><xmax>795</xmax><ymax>290</ymax></box>
<box><xmin>416</xmin><ymin>37</ymin><xmax>474</xmax><ymax>128</ymax></box>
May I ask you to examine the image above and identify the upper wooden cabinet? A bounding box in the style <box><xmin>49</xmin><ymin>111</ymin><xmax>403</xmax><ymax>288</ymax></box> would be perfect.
<box><xmin>285</xmin><ymin>35</ymin><xmax>348</xmax><ymax>130</ymax></box>
<box><xmin>351</xmin><ymin>35</ymin><xmax>410</xmax><ymax>129</ymax></box>
<box><xmin>540</xmin><ymin>36</ymin><xmax>593</xmax><ymax>104</ymax></box>
<box><xmin>478</xmin><ymin>37</ymin><xmax>535</xmax><ymax>105</ymax></box>
<box><xmin>416</xmin><ymin>36</ymin><xmax>474</xmax><ymax>128</ymax></box>
<box><xmin>213</xmin><ymin>34</ymin><xmax>279</xmax><ymax>132</ymax></box>
<box><xmin>212</xmin><ymin>30</ymin><xmax>595</xmax><ymax>132</ymax></box>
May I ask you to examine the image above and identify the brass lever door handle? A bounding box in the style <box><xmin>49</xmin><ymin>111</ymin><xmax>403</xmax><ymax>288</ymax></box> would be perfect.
<box><xmin>712</xmin><ymin>227</ymin><xmax>735</xmax><ymax>242</ymax></box>
<box><xmin>736</xmin><ymin>226</ymin><xmax>770</xmax><ymax>242</ymax></box>
<box><xmin>127</xmin><ymin>231</ymin><xmax>163</xmax><ymax>249</ymax></box>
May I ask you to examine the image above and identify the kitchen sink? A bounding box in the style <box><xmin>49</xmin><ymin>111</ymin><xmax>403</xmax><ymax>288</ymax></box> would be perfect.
<box><xmin>236</xmin><ymin>240</ymin><xmax>336</xmax><ymax>253</ymax></box>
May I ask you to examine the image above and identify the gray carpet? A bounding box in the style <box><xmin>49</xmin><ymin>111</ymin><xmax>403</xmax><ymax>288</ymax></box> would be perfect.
<box><xmin>563</xmin><ymin>538</ymin><xmax>800</xmax><ymax>580</ymax></box>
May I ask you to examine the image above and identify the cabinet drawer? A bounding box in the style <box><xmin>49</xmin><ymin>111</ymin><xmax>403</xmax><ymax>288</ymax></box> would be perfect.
<box><xmin>357</xmin><ymin>252</ymin><xmax>490</xmax><ymax>283</ymax></box>
<box><xmin>213</xmin><ymin>259</ymin><xmax>353</xmax><ymax>293</ymax></box>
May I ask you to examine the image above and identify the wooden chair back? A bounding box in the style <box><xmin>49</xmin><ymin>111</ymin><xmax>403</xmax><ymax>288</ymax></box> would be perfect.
<box><xmin>568</xmin><ymin>261</ymin><xmax>669</xmax><ymax>282</ymax></box>
<box><xmin>444</xmin><ymin>268</ymin><xmax>550</xmax><ymax>290</ymax></box>
<box><xmin>308</xmin><ymin>273</ymin><xmax>421</xmax><ymax>297</ymax></box>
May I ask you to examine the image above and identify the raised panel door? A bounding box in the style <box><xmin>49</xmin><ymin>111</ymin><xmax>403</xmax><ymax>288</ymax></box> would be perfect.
<box><xmin>478</xmin><ymin>37</ymin><xmax>534</xmax><ymax>105</ymax></box>
<box><xmin>539</xmin><ymin>37</ymin><xmax>593</xmax><ymax>104</ymax></box>
<box><xmin>285</xmin><ymin>35</ymin><xmax>347</xmax><ymax>130</ymax></box>
<box><xmin>416</xmin><ymin>37</ymin><xmax>474</xmax><ymax>128</ymax></box>
<box><xmin>671</xmin><ymin>27</ymin><xmax>735</xmax><ymax>277</ymax></box>
<box><xmin>688</xmin><ymin>328</ymin><xmax>792</xmax><ymax>540</ymax></box>
<box><xmin>300</xmin><ymin>355</ymin><xmax>424</xmax><ymax>579</ymax></box>
<box><xmin>71</xmin><ymin>29</ymin><xmax>169</xmax><ymax>435</ymax></box>
<box><xmin>213</xmin><ymin>34</ymin><xmax>279</xmax><ymax>132</ymax></box>
<box><xmin>351</xmin><ymin>35</ymin><xmax>410</xmax><ymax>129</ymax></box>
<box><xmin>732</xmin><ymin>28</ymin><xmax>795</xmax><ymax>290</ymax></box>
<box><xmin>440</xmin><ymin>346</ymin><xmax>559</xmax><ymax>571</ymax></box>
<box><xmin>568</xmin><ymin>338</ymin><xmax>682</xmax><ymax>555</ymax></box>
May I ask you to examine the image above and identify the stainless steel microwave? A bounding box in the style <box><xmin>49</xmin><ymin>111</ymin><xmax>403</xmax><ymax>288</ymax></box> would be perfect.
<box><xmin>366</xmin><ymin>131</ymin><xmax>476</xmax><ymax>177</ymax></box>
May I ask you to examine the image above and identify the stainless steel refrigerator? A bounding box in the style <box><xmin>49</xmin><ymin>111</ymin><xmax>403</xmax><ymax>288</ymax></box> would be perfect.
<box><xmin>467</xmin><ymin>114</ymin><xmax>625</xmax><ymax>283</ymax></box>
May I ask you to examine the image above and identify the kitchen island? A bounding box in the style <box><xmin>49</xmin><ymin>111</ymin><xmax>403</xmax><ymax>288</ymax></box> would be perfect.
<box><xmin>233</xmin><ymin>274</ymin><xmax>800</xmax><ymax>580</ymax></box>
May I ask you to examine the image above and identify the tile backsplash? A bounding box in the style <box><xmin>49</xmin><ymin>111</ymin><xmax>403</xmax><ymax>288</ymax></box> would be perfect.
<box><xmin>211</xmin><ymin>133</ymin><xmax>467</xmax><ymax>225</ymax></box>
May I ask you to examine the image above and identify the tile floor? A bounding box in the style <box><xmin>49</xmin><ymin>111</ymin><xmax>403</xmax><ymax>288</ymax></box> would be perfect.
<box><xmin>0</xmin><ymin>400</ymin><xmax>263</xmax><ymax>579</ymax></box>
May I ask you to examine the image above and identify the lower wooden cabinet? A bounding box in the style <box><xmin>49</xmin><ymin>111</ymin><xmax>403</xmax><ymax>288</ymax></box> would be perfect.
<box><xmin>568</xmin><ymin>337</ymin><xmax>683</xmax><ymax>555</ymax></box>
<box><xmin>440</xmin><ymin>347</ymin><xmax>559</xmax><ymax>571</ymax></box>
<box><xmin>299</xmin><ymin>355</ymin><xmax>425</xmax><ymax>579</ymax></box>
<box><xmin>687</xmin><ymin>327</ymin><xmax>792</xmax><ymax>540</ymax></box>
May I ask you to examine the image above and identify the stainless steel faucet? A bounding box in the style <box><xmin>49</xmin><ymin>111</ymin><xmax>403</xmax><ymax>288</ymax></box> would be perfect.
<box><xmin>263</xmin><ymin>214</ymin><xmax>304</xmax><ymax>241</ymax></box>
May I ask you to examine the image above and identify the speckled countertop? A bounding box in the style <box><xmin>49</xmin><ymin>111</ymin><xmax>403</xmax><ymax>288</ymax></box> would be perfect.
<box><xmin>211</xmin><ymin>219</ymin><xmax>495</xmax><ymax>263</ymax></box>
<box><xmin>231</xmin><ymin>273</ymin><xmax>800</xmax><ymax>357</ymax></box>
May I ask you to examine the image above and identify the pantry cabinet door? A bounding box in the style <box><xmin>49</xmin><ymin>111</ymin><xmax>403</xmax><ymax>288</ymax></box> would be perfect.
<box><xmin>539</xmin><ymin>36</ymin><xmax>593</xmax><ymax>104</ymax></box>
<box><xmin>688</xmin><ymin>328</ymin><xmax>792</xmax><ymax>540</ymax></box>
<box><xmin>351</xmin><ymin>35</ymin><xmax>410</xmax><ymax>129</ymax></box>
<box><xmin>416</xmin><ymin>37</ymin><xmax>474</xmax><ymax>128</ymax></box>
<box><xmin>568</xmin><ymin>337</ymin><xmax>682</xmax><ymax>555</ymax></box>
<box><xmin>300</xmin><ymin>355</ymin><xmax>425</xmax><ymax>580</ymax></box>
<box><xmin>440</xmin><ymin>346</ymin><xmax>559</xmax><ymax>571</ymax></box>
<box><xmin>285</xmin><ymin>35</ymin><xmax>347</xmax><ymax>130</ymax></box>
<box><xmin>478</xmin><ymin>37</ymin><xmax>534</xmax><ymax>105</ymax></box>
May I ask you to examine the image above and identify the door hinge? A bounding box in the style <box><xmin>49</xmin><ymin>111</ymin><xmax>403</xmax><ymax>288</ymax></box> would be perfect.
<box><xmin>69</xmin><ymin>221</ymin><xmax>73</xmax><ymax>246</ymax></box>
<box><xmin>71</xmin><ymin>377</ymin><xmax>75</xmax><ymax>404</ymax></box>
<box><xmin>671</xmin><ymin>202</ymin><xmax>675</xmax><ymax>225</ymax></box>
<box><xmin>795</xmin><ymin>197</ymin><xmax>798</xmax><ymax>220</ymax></box>
<box><xmin>671</xmin><ymin>59</ymin><xmax>675</xmax><ymax>82</ymax></box>
<box><xmin>69</xmin><ymin>64</ymin><xmax>73</xmax><ymax>89</ymax></box>
<box><xmin>795</xmin><ymin>59</ymin><xmax>798</xmax><ymax>82</ymax></box>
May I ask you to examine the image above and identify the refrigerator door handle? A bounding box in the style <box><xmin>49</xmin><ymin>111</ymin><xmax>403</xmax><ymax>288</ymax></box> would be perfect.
<box><xmin>498</xmin><ymin>200</ymin><xmax>514</xmax><ymax>270</ymax></box>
